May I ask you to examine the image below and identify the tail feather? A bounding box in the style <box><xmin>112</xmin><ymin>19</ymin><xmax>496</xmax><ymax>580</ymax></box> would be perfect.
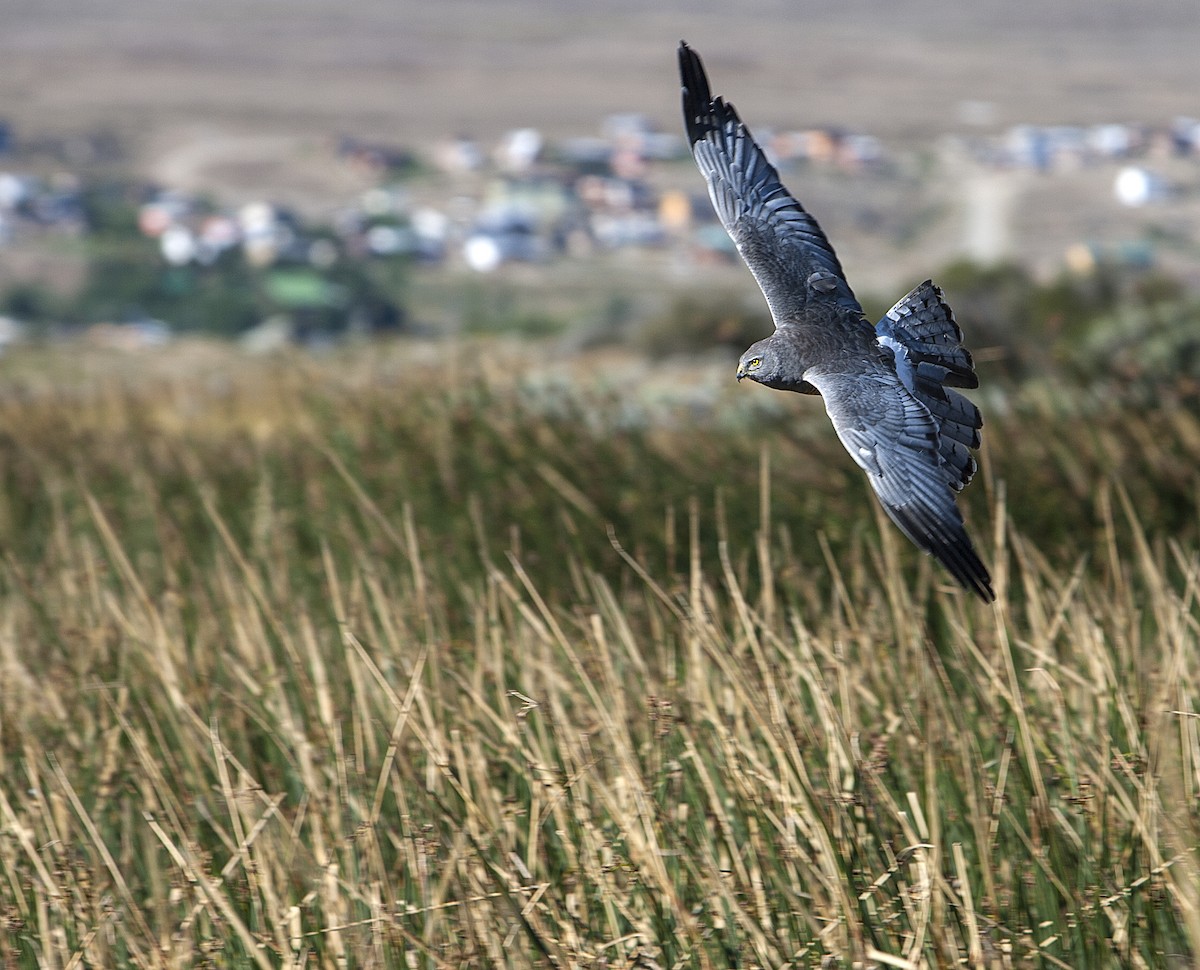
<box><xmin>877</xmin><ymin>281</ymin><xmax>983</xmax><ymax>491</ymax></box>
<box><xmin>919</xmin><ymin>384</ymin><xmax>982</xmax><ymax>447</ymax></box>
<box><xmin>878</xmin><ymin>281</ymin><xmax>977</xmax><ymax>389</ymax></box>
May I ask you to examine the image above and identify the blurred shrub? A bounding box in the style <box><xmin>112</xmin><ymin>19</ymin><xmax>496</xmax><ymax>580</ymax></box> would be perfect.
<box><xmin>1</xmin><ymin>282</ymin><xmax>64</xmax><ymax>328</ymax></box>
<box><xmin>930</xmin><ymin>259</ymin><xmax>1194</xmax><ymax>379</ymax></box>
<box><xmin>458</xmin><ymin>282</ymin><xmax>566</xmax><ymax>338</ymax></box>
<box><xmin>929</xmin><ymin>258</ymin><xmax>1200</xmax><ymax>407</ymax></box>
<box><xmin>79</xmin><ymin>179</ymin><xmax>145</xmax><ymax>236</ymax></box>
<box><xmin>634</xmin><ymin>292</ymin><xmax>771</xmax><ymax>357</ymax></box>
<box><xmin>1070</xmin><ymin>297</ymin><xmax>1200</xmax><ymax>405</ymax></box>
<box><xmin>66</xmin><ymin>249</ymin><xmax>264</xmax><ymax>335</ymax></box>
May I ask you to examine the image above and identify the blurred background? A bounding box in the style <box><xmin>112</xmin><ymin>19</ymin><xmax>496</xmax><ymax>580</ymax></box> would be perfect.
<box><xmin>0</xmin><ymin>0</ymin><xmax>1198</xmax><ymax>364</ymax></box>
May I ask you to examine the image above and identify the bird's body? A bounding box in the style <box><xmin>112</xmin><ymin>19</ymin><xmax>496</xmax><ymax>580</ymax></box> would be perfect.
<box><xmin>679</xmin><ymin>42</ymin><xmax>994</xmax><ymax>601</ymax></box>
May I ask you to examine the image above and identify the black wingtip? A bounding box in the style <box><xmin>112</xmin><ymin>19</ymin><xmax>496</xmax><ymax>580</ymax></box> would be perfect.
<box><xmin>678</xmin><ymin>41</ymin><xmax>722</xmax><ymax>148</ymax></box>
<box><xmin>934</xmin><ymin>538</ymin><xmax>994</xmax><ymax>603</ymax></box>
<box><xmin>959</xmin><ymin>552</ymin><xmax>996</xmax><ymax>603</ymax></box>
<box><xmin>886</xmin><ymin>498</ymin><xmax>995</xmax><ymax>602</ymax></box>
<box><xmin>942</xmin><ymin>537</ymin><xmax>995</xmax><ymax>602</ymax></box>
<box><xmin>928</xmin><ymin>521</ymin><xmax>994</xmax><ymax>602</ymax></box>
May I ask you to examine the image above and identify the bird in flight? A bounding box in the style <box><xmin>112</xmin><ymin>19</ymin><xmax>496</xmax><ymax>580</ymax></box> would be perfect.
<box><xmin>679</xmin><ymin>42</ymin><xmax>994</xmax><ymax>601</ymax></box>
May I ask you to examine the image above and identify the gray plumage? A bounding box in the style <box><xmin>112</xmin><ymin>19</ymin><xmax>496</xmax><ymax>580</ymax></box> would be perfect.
<box><xmin>679</xmin><ymin>42</ymin><xmax>993</xmax><ymax>601</ymax></box>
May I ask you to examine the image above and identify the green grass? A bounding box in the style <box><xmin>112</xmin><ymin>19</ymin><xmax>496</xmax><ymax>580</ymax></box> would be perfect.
<box><xmin>0</xmin><ymin>340</ymin><xmax>1197</xmax><ymax>968</ymax></box>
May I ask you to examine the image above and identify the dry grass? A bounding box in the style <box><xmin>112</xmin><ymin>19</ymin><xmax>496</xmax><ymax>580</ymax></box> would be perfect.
<box><xmin>0</xmin><ymin>340</ymin><xmax>1198</xmax><ymax>968</ymax></box>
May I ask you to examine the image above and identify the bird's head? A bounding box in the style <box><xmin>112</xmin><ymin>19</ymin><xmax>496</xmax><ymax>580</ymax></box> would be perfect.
<box><xmin>736</xmin><ymin>337</ymin><xmax>783</xmax><ymax>386</ymax></box>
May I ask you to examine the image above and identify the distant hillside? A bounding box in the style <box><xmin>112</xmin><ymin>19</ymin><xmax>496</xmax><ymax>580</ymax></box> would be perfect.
<box><xmin>3</xmin><ymin>0</ymin><xmax>1197</xmax><ymax>151</ymax></box>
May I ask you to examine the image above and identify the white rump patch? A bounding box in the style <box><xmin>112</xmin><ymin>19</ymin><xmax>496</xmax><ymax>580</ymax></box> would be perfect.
<box><xmin>877</xmin><ymin>333</ymin><xmax>916</xmax><ymax>394</ymax></box>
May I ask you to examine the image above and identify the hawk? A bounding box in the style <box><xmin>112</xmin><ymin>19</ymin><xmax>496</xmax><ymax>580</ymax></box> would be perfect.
<box><xmin>679</xmin><ymin>42</ymin><xmax>994</xmax><ymax>601</ymax></box>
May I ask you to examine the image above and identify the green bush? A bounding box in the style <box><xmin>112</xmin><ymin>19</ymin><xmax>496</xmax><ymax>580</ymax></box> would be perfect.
<box><xmin>634</xmin><ymin>292</ymin><xmax>772</xmax><ymax>357</ymax></box>
<box><xmin>1071</xmin><ymin>297</ymin><xmax>1200</xmax><ymax>405</ymax></box>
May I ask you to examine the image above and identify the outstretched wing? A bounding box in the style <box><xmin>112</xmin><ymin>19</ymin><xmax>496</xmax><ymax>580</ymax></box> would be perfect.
<box><xmin>807</xmin><ymin>367</ymin><xmax>994</xmax><ymax>601</ymax></box>
<box><xmin>679</xmin><ymin>42</ymin><xmax>861</xmax><ymax>326</ymax></box>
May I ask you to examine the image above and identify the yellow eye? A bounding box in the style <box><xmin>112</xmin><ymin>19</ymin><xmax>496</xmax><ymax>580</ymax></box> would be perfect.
<box><xmin>748</xmin><ymin>357</ymin><xmax>762</xmax><ymax>369</ymax></box>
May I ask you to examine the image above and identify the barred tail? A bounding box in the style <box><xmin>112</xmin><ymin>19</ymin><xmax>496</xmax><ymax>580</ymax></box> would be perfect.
<box><xmin>876</xmin><ymin>281</ymin><xmax>983</xmax><ymax>491</ymax></box>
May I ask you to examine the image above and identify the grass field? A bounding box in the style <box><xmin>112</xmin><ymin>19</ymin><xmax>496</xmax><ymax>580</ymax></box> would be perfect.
<box><xmin>0</xmin><ymin>339</ymin><xmax>1198</xmax><ymax>968</ymax></box>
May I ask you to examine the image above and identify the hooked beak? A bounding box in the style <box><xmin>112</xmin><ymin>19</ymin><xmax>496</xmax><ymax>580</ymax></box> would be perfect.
<box><xmin>736</xmin><ymin>367</ymin><xmax>746</xmax><ymax>382</ymax></box>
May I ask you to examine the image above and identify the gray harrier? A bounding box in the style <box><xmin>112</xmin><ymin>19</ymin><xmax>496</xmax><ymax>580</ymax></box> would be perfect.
<box><xmin>679</xmin><ymin>42</ymin><xmax>993</xmax><ymax>601</ymax></box>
